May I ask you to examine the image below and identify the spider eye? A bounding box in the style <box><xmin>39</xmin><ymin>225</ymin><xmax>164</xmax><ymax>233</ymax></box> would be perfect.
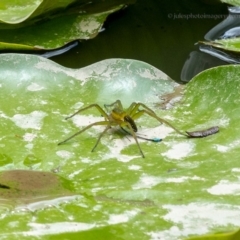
<box><xmin>124</xmin><ymin>115</ymin><xmax>137</xmax><ymax>132</ymax></box>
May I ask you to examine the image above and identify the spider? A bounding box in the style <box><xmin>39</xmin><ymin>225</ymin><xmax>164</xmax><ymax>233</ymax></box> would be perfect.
<box><xmin>58</xmin><ymin>100</ymin><xmax>219</xmax><ymax>158</ymax></box>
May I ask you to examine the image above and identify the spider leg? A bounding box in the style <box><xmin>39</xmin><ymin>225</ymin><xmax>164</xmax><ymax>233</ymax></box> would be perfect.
<box><xmin>122</xmin><ymin>121</ymin><xmax>145</xmax><ymax>158</ymax></box>
<box><xmin>58</xmin><ymin>121</ymin><xmax>111</xmax><ymax>145</ymax></box>
<box><xmin>65</xmin><ymin>104</ymin><xmax>109</xmax><ymax>120</ymax></box>
<box><xmin>125</xmin><ymin>102</ymin><xmax>138</xmax><ymax>115</ymax></box>
<box><xmin>91</xmin><ymin>125</ymin><xmax>112</xmax><ymax>152</ymax></box>
<box><xmin>104</xmin><ymin>100</ymin><xmax>123</xmax><ymax>113</ymax></box>
<box><xmin>121</xmin><ymin>127</ymin><xmax>162</xmax><ymax>143</ymax></box>
<box><xmin>130</xmin><ymin>103</ymin><xmax>187</xmax><ymax>137</ymax></box>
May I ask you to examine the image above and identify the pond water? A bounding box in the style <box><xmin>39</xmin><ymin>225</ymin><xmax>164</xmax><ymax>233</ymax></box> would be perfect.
<box><xmin>51</xmin><ymin>0</ymin><xmax>228</xmax><ymax>82</ymax></box>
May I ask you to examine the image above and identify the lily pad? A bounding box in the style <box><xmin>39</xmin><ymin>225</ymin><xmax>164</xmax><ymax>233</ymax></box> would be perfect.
<box><xmin>220</xmin><ymin>0</ymin><xmax>240</xmax><ymax>6</ymax></box>
<box><xmin>199</xmin><ymin>6</ymin><xmax>240</xmax><ymax>63</ymax></box>
<box><xmin>0</xmin><ymin>6</ymin><xmax>123</xmax><ymax>51</ymax></box>
<box><xmin>0</xmin><ymin>0</ymin><xmax>135</xmax><ymax>50</ymax></box>
<box><xmin>0</xmin><ymin>54</ymin><xmax>239</xmax><ymax>239</ymax></box>
<box><xmin>0</xmin><ymin>0</ymin><xmax>76</xmax><ymax>24</ymax></box>
<box><xmin>0</xmin><ymin>170</ymin><xmax>74</xmax><ymax>207</ymax></box>
<box><xmin>185</xmin><ymin>228</ymin><xmax>240</xmax><ymax>240</ymax></box>
<box><xmin>0</xmin><ymin>0</ymin><xmax>134</xmax><ymax>25</ymax></box>
<box><xmin>200</xmin><ymin>38</ymin><xmax>240</xmax><ymax>53</ymax></box>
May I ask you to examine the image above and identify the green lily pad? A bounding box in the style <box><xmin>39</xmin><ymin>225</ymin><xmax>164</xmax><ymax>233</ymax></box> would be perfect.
<box><xmin>185</xmin><ymin>228</ymin><xmax>240</xmax><ymax>240</ymax></box>
<box><xmin>0</xmin><ymin>6</ymin><xmax>122</xmax><ymax>51</ymax></box>
<box><xmin>200</xmin><ymin>38</ymin><xmax>240</xmax><ymax>53</ymax></box>
<box><xmin>0</xmin><ymin>0</ymin><xmax>135</xmax><ymax>50</ymax></box>
<box><xmin>0</xmin><ymin>0</ymin><xmax>76</xmax><ymax>24</ymax></box>
<box><xmin>0</xmin><ymin>170</ymin><xmax>75</xmax><ymax>207</ymax></box>
<box><xmin>220</xmin><ymin>0</ymin><xmax>240</xmax><ymax>6</ymax></box>
<box><xmin>0</xmin><ymin>0</ymin><xmax>134</xmax><ymax>25</ymax></box>
<box><xmin>0</xmin><ymin>54</ymin><xmax>239</xmax><ymax>239</ymax></box>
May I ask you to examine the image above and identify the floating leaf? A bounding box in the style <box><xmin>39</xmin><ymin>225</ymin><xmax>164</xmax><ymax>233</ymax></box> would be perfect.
<box><xmin>185</xmin><ymin>228</ymin><xmax>240</xmax><ymax>240</ymax></box>
<box><xmin>220</xmin><ymin>0</ymin><xmax>240</xmax><ymax>6</ymax></box>
<box><xmin>200</xmin><ymin>38</ymin><xmax>240</xmax><ymax>53</ymax></box>
<box><xmin>0</xmin><ymin>0</ymin><xmax>76</xmax><ymax>24</ymax></box>
<box><xmin>0</xmin><ymin>0</ymin><xmax>134</xmax><ymax>25</ymax></box>
<box><xmin>0</xmin><ymin>170</ymin><xmax>74</xmax><ymax>206</ymax></box>
<box><xmin>0</xmin><ymin>7</ymin><xmax>122</xmax><ymax>51</ymax></box>
<box><xmin>0</xmin><ymin>54</ymin><xmax>239</xmax><ymax>239</ymax></box>
<box><xmin>199</xmin><ymin>6</ymin><xmax>240</xmax><ymax>62</ymax></box>
<box><xmin>0</xmin><ymin>0</ymin><xmax>135</xmax><ymax>50</ymax></box>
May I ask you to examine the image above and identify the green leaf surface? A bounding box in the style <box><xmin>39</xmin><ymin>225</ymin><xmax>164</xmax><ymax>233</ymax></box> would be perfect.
<box><xmin>0</xmin><ymin>6</ymin><xmax>122</xmax><ymax>50</ymax></box>
<box><xmin>185</xmin><ymin>229</ymin><xmax>240</xmax><ymax>240</ymax></box>
<box><xmin>220</xmin><ymin>0</ymin><xmax>240</xmax><ymax>6</ymax></box>
<box><xmin>0</xmin><ymin>0</ymin><xmax>75</xmax><ymax>24</ymax></box>
<box><xmin>0</xmin><ymin>0</ymin><xmax>134</xmax><ymax>24</ymax></box>
<box><xmin>0</xmin><ymin>54</ymin><xmax>239</xmax><ymax>239</ymax></box>
<box><xmin>0</xmin><ymin>170</ymin><xmax>75</xmax><ymax>206</ymax></box>
<box><xmin>0</xmin><ymin>0</ymin><xmax>135</xmax><ymax>50</ymax></box>
<box><xmin>0</xmin><ymin>0</ymin><xmax>44</xmax><ymax>24</ymax></box>
<box><xmin>200</xmin><ymin>38</ymin><xmax>240</xmax><ymax>53</ymax></box>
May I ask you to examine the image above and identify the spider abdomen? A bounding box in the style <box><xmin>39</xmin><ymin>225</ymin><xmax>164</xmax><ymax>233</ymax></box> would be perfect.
<box><xmin>124</xmin><ymin>115</ymin><xmax>138</xmax><ymax>132</ymax></box>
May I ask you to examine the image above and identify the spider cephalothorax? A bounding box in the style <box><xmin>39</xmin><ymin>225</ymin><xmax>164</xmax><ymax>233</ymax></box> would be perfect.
<box><xmin>58</xmin><ymin>100</ymin><xmax>219</xmax><ymax>158</ymax></box>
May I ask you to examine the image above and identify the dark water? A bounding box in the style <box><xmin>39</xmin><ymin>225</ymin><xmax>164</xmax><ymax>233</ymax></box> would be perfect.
<box><xmin>51</xmin><ymin>0</ymin><xmax>228</xmax><ymax>82</ymax></box>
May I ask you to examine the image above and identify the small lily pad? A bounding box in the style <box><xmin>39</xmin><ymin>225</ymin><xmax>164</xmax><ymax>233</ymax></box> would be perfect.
<box><xmin>220</xmin><ymin>0</ymin><xmax>240</xmax><ymax>6</ymax></box>
<box><xmin>0</xmin><ymin>170</ymin><xmax>74</xmax><ymax>206</ymax></box>
<box><xmin>200</xmin><ymin>38</ymin><xmax>240</xmax><ymax>53</ymax></box>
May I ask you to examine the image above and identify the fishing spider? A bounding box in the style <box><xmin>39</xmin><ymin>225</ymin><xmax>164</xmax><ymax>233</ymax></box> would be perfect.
<box><xmin>58</xmin><ymin>100</ymin><xmax>219</xmax><ymax>158</ymax></box>
<box><xmin>58</xmin><ymin>100</ymin><xmax>190</xmax><ymax>158</ymax></box>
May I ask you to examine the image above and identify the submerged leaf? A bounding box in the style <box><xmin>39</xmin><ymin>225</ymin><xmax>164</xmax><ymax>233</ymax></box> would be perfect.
<box><xmin>0</xmin><ymin>170</ymin><xmax>74</xmax><ymax>206</ymax></box>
